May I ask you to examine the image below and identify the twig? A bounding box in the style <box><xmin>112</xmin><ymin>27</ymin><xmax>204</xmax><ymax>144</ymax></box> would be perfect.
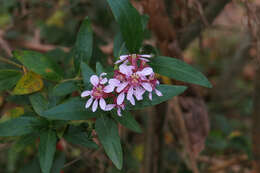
<box><xmin>60</xmin><ymin>77</ymin><xmax>82</xmax><ymax>83</ymax></box>
<box><xmin>208</xmin><ymin>155</ymin><xmax>248</xmax><ymax>172</ymax></box>
<box><xmin>63</xmin><ymin>156</ymin><xmax>83</xmax><ymax>168</ymax></box>
<box><xmin>143</xmin><ymin>107</ymin><xmax>155</xmax><ymax>173</ymax></box>
<box><xmin>170</xmin><ymin>97</ymin><xmax>199</xmax><ymax>173</ymax></box>
<box><xmin>8</xmin><ymin>39</ymin><xmax>70</xmax><ymax>53</ymax></box>
<box><xmin>179</xmin><ymin>0</ymin><xmax>231</xmax><ymax>49</ymax></box>
<box><xmin>0</xmin><ymin>30</ymin><xmax>12</xmax><ymax>57</ymax></box>
<box><xmin>0</xmin><ymin>57</ymin><xmax>23</xmax><ymax>69</ymax></box>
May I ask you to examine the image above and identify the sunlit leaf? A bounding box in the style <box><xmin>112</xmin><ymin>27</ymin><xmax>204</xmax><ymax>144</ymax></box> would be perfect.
<box><xmin>13</xmin><ymin>71</ymin><xmax>43</xmax><ymax>95</ymax></box>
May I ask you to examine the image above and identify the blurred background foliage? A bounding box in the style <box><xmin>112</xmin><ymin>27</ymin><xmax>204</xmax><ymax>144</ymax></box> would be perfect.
<box><xmin>0</xmin><ymin>0</ymin><xmax>257</xmax><ymax>172</ymax></box>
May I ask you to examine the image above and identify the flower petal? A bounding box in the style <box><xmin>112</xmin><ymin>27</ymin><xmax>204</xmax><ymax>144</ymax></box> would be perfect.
<box><xmin>134</xmin><ymin>87</ymin><xmax>145</xmax><ymax>100</ymax></box>
<box><xmin>109</xmin><ymin>78</ymin><xmax>121</xmax><ymax>86</ymax></box>
<box><xmin>141</xmin><ymin>82</ymin><xmax>153</xmax><ymax>92</ymax></box>
<box><xmin>128</xmin><ymin>95</ymin><xmax>135</xmax><ymax>105</ymax></box>
<box><xmin>119</xmin><ymin>64</ymin><xmax>133</xmax><ymax>76</ymax></box>
<box><xmin>115</xmin><ymin>59</ymin><xmax>124</xmax><ymax>64</ymax></box>
<box><xmin>90</xmin><ymin>75</ymin><xmax>99</xmax><ymax>86</ymax></box>
<box><xmin>136</xmin><ymin>67</ymin><xmax>153</xmax><ymax>76</ymax></box>
<box><xmin>117</xmin><ymin>108</ymin><xmax>122</xmax><ymax>116</ymax></box>
<box><xmin>127</xmin><ymin>86</ymin><xmax>134</xmax><ymax>100</ymax></box>
<box><xmin>116</xmin><ymin>82</ymin><xmax>128</xmax><ymax>92</ymax></box>
<box><xmin>104</xmin><ymin>84</ymin><xmax>115</xmax><ymax>93</ymax></box>
<box><xmin>149</xmin><ymin>92</ymin><xmax>152</xmax><ymax>100</ymax></box>
<box><xmin>105</xmin><ymin>104</ymin><xmax>115</xmax><ymax>111</ymax></box>
<box><xmin>99</xmin><ymin>98</ymin><xmax>106</xmax><ymax>110</ymax></box>
<box><xmin>119</xmin><ymin>55</ymin><xmax>129</xmax><ymax>60</ymax></box>
<box><xmin>85</xmin><ymin>97</ymin><xmax>93</xmax><ymax>108</ymax></box>
<box><xmin>81</xmin><ymin>90</ymin><xmax>91</xmax><ymax>97</ymax></box>
<box><xmin>141</xmin><ymin>54</ymin><xmax>152</xmax><ymax>58</ymax></box>
<box><xmin>100</xmin><ymin>78</ymin><xmax>108</xmax><ymax>84</ymax></box>
<box><xmin>139</xmin><ymin>57</ymin><xmax>150</xmax><ymax>62</ymax></box>
<box><xmin>117</xmin><ymin>92</ymin><xmax>125</xmax><ymax>105</ymax></box>
<box><xmin>155</xmin><ymin>89</ymin><xmax>163</xmax><ymax>96</ymax></box>
<box><xmin>100</xmin><ymin>72</ymin><xmax>107</xmax><ymax>77</ymax></box>
<box><xmin>92</xmin><ymin>99</ymin><xmax>98</xmax><ymax>112</ymax></box>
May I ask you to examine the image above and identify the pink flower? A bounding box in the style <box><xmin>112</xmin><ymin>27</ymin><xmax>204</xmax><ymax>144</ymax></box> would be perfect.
<box><xmin>115</xmin><ymin>54</ymin><xmax>152</xmax><ymax>66</ymax></box>
<box><xmin>147</xmin><ymin>73</ymin><xmax>163</xmax><ymax>100</ymax></box>
<box><xmin>81</xmin><ymin>73</ymin><xmax>111</xmax><ymax>112</ymax></box>
<box><xmin>105</xmin><ymin>99</ymin><xmax>126</xmax><ymax>116</ymax></box>
<box><xmin>115</xmin><ymin>64</ymin><xmax>154</xmax><ymax>105</ymax></box>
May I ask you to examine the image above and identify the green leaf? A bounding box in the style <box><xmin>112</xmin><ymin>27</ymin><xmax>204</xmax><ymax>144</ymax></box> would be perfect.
<box><xmin>107</xmin><ymin>0</ymin><xmax>143</xmax><ymax>53</ymax></box>
<box><xmin>73</xmin><ymin>17</ymin><xmax>93</xmax><ymax>72</ymax></box>
<box><xmin>111</xmin><ymin>111</ymin><xmax>142</xmax><ymax>133</ymax></box>
<box><xmin>13</xmin><ymin>50</ymin><xmax>63</xmax><ymax>81</ymax></box>
<box><xmin>0</xmin><ymin>116</ymin><xmax>39</xmax><ymax>137</ymax></box>
<box><xmin>127</xmin><ymin>85</ymin><xmax>187</xmax><ymax>110</ymax></box>
<box><xmin>113</xmin><ymin>32</ymin><xmax>128</xmax><ymax>58</ymax></box>
<box><xmin>96</xmin><ymin>62</ymin><xmax>104</xmax><ymax>75</ymax></box>
<box><xmin>64</xmin><ymin>126</ymin><xmax>98</xmax><ymax>149</ymax></box>
<box><xmin>13</xmin><ymin>134</ymin><xmax>39</xmax><ymax>153</ymax></box>
<box><xmin>53</xmin><ymin>81</ymin><xmax>78</xmax><ymax>96</ymax></box>
<box><xmin>150</xmin><ymin>56</ymin><xmax>212</xmax><ymax>88</ymax></box>
<box><xmin>80</xmin><ymin>62</ymin><xmax>95</xmax><ymax>88</ymax></box>
<box><xmin>29</xmin><ymin>93</ymin><xmax>49</xmax><ymax>116</ymax></box>
<box><xmin>18</xmin><ymin>158</ymin><xmax>41</xmax><ymax>173</ymax></box>
<box><xmin>0</xmin><ymin>69</ymin><xmax>22</xmax><ymax>91</ymax></box>
<box><xmin>141</xmin><ymin>14</ymin><xmax>149</xmax><ymax>31</ymax></box>
<box><xmin>95</xmin><ymin>115</ymin><xmax>123</xmax><ymax>169</ymax></box>
<box><xmin>51</xmin><ymin>152</ymin><xmax>66</xmax><ymax>173</ymax></box>
<box><xmin>38</xmin><ymin>129</ymin><xmax>57</xmax><ymax>173</ymax></box>
<box><xmin>42</xmin><ymin>97</ymin><xmax>96</xmax><ymax>120</ymax></box>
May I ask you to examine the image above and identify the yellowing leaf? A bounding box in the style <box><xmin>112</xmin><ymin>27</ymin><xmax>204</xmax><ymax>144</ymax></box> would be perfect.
<box><xmin>161</xmin><ymin>76</ymin><xmax>172</xmax><ymax>85</ymax></box>
<box><xmin>0</xmin><ymin>107</ymin><xmax>24</xmax><ymax>123</ymax></box>
<box><xmin>46</xmin><ymin>10</ymin><xmax>66</xmax><ymax>27</ymax></box>
<box><xmin>0</xmin><ymin>96</ymin><xmax>3</xmax><ymax>107</ymax></box>
<box><xmin>228</xmin><ymin>131</ymin><xmax>242</xmax><ymax>139</ymax></box>
<box><xmin>133</xmin><ymin>144</ymin><xmax>144</xmax><ymax>162</ymax></box>
<box><xmin>13</xmin><ymin>71</ymin><xmax>43</xmax><ymax>95</ymax></box>
<box><xmin>8</xmin><ymin>107</ymin><xmax>24</xmax><ymax>118</ymax></box>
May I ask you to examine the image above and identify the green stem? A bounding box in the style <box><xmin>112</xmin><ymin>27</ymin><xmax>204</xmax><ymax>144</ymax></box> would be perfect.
<box><xmin>61</xmin><ymin>77</ymin><xmax>82</xmax><ymax>83</ymax></box>
<box><xmin>0</xmin><ymin>57</ymin><xmax>23</xmax><ymax>69</ymax></box>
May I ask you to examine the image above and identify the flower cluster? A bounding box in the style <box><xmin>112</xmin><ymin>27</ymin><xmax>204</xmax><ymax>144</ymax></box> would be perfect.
<box><xmin>81</xmin><ymin>54</ymin><xmax>162</xmax><ymax>116</ymax></box>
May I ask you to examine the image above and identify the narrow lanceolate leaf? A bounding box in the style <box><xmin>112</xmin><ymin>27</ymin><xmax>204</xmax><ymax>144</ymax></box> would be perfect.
<box><xmin>96</xmin><ymin>62</ymin><xmax>104</xmax><ymax>75</ymax></box>
<box><xmin>13</xmin><ymin>50</ymin><xmax>63</xmax><ymax>81</ymax></box>
<box><xmin>127</xmin><ymin>85</ymin><xmax>187</xmax><ymax>110</ymax></box>
<box><xmin>107</xmin><ymin>0</ymin><xmax>143</xmax><ymax>53</ymax></box>
<box><xmin>13</xmin><ymin>134</ymin><xmax>39</xmax><ymax>153</ymax></box>
<box><xmin>0</xmin><ymin>117</ymin><xmax>39</xmax><ymax>137</ymax></box>
<box><xmin>95</xmin><ymin>115</ymin><xmax>123</xmax><ymax>169</ymax></box>
<box><xmin>42</xmin><ymin>97</ymin><xmax>97</xmax><ymax>120</ymax></box>
<box><xmin>53</xmin><ymin>81</ymin><xmax>78</xmax><ymax>96</ymax></box>
<box><xmin>13</xmin><ymin>71</ymin><xmax>43</xmax><ymax>95</ymax></box>
<box><xmin>64</xmin><ymin>126</ymin><xmax>98</xmax><ymax>149</ymax></box>
<box><xmin>150</xmin><ymin>56</ymin><xmax>212</xmax><ymax>88</ymax></box>
<box><xmin>50</xmin><ymin>152</ymin><xmax>66</xmax><ymax>173</ymax></box>
<box><xmin>113</xmin><ymin>32</ymin><xmax>128</xmax><ymax>58</ymax></box>
<box><xmin>80</xmin><ymin>62</ymin><xmax>95</xmax><ymax>88</ymax></box>
<box><xmin>38</xmin><ymin>130</ymin><xmax>57</xmax><ymax>173</ymax></box>
<box><xmin>73</xmin><ymin>17</ymin><xmax>93</xmax><ymax>72</ymax></box>
<box><xmin>111</xmin><ymin>111</ymin><xmax>142</xmax><ymax>133</ymax></box>
<box><xmin>0</xmin><ymin>69</ymin><xmax>22</xmax><ymax>91</ymax></box>
<box><xmin>29</xmin><ymin>93</ymin><xmax>48</xmax><ymax>116</ymax></box>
